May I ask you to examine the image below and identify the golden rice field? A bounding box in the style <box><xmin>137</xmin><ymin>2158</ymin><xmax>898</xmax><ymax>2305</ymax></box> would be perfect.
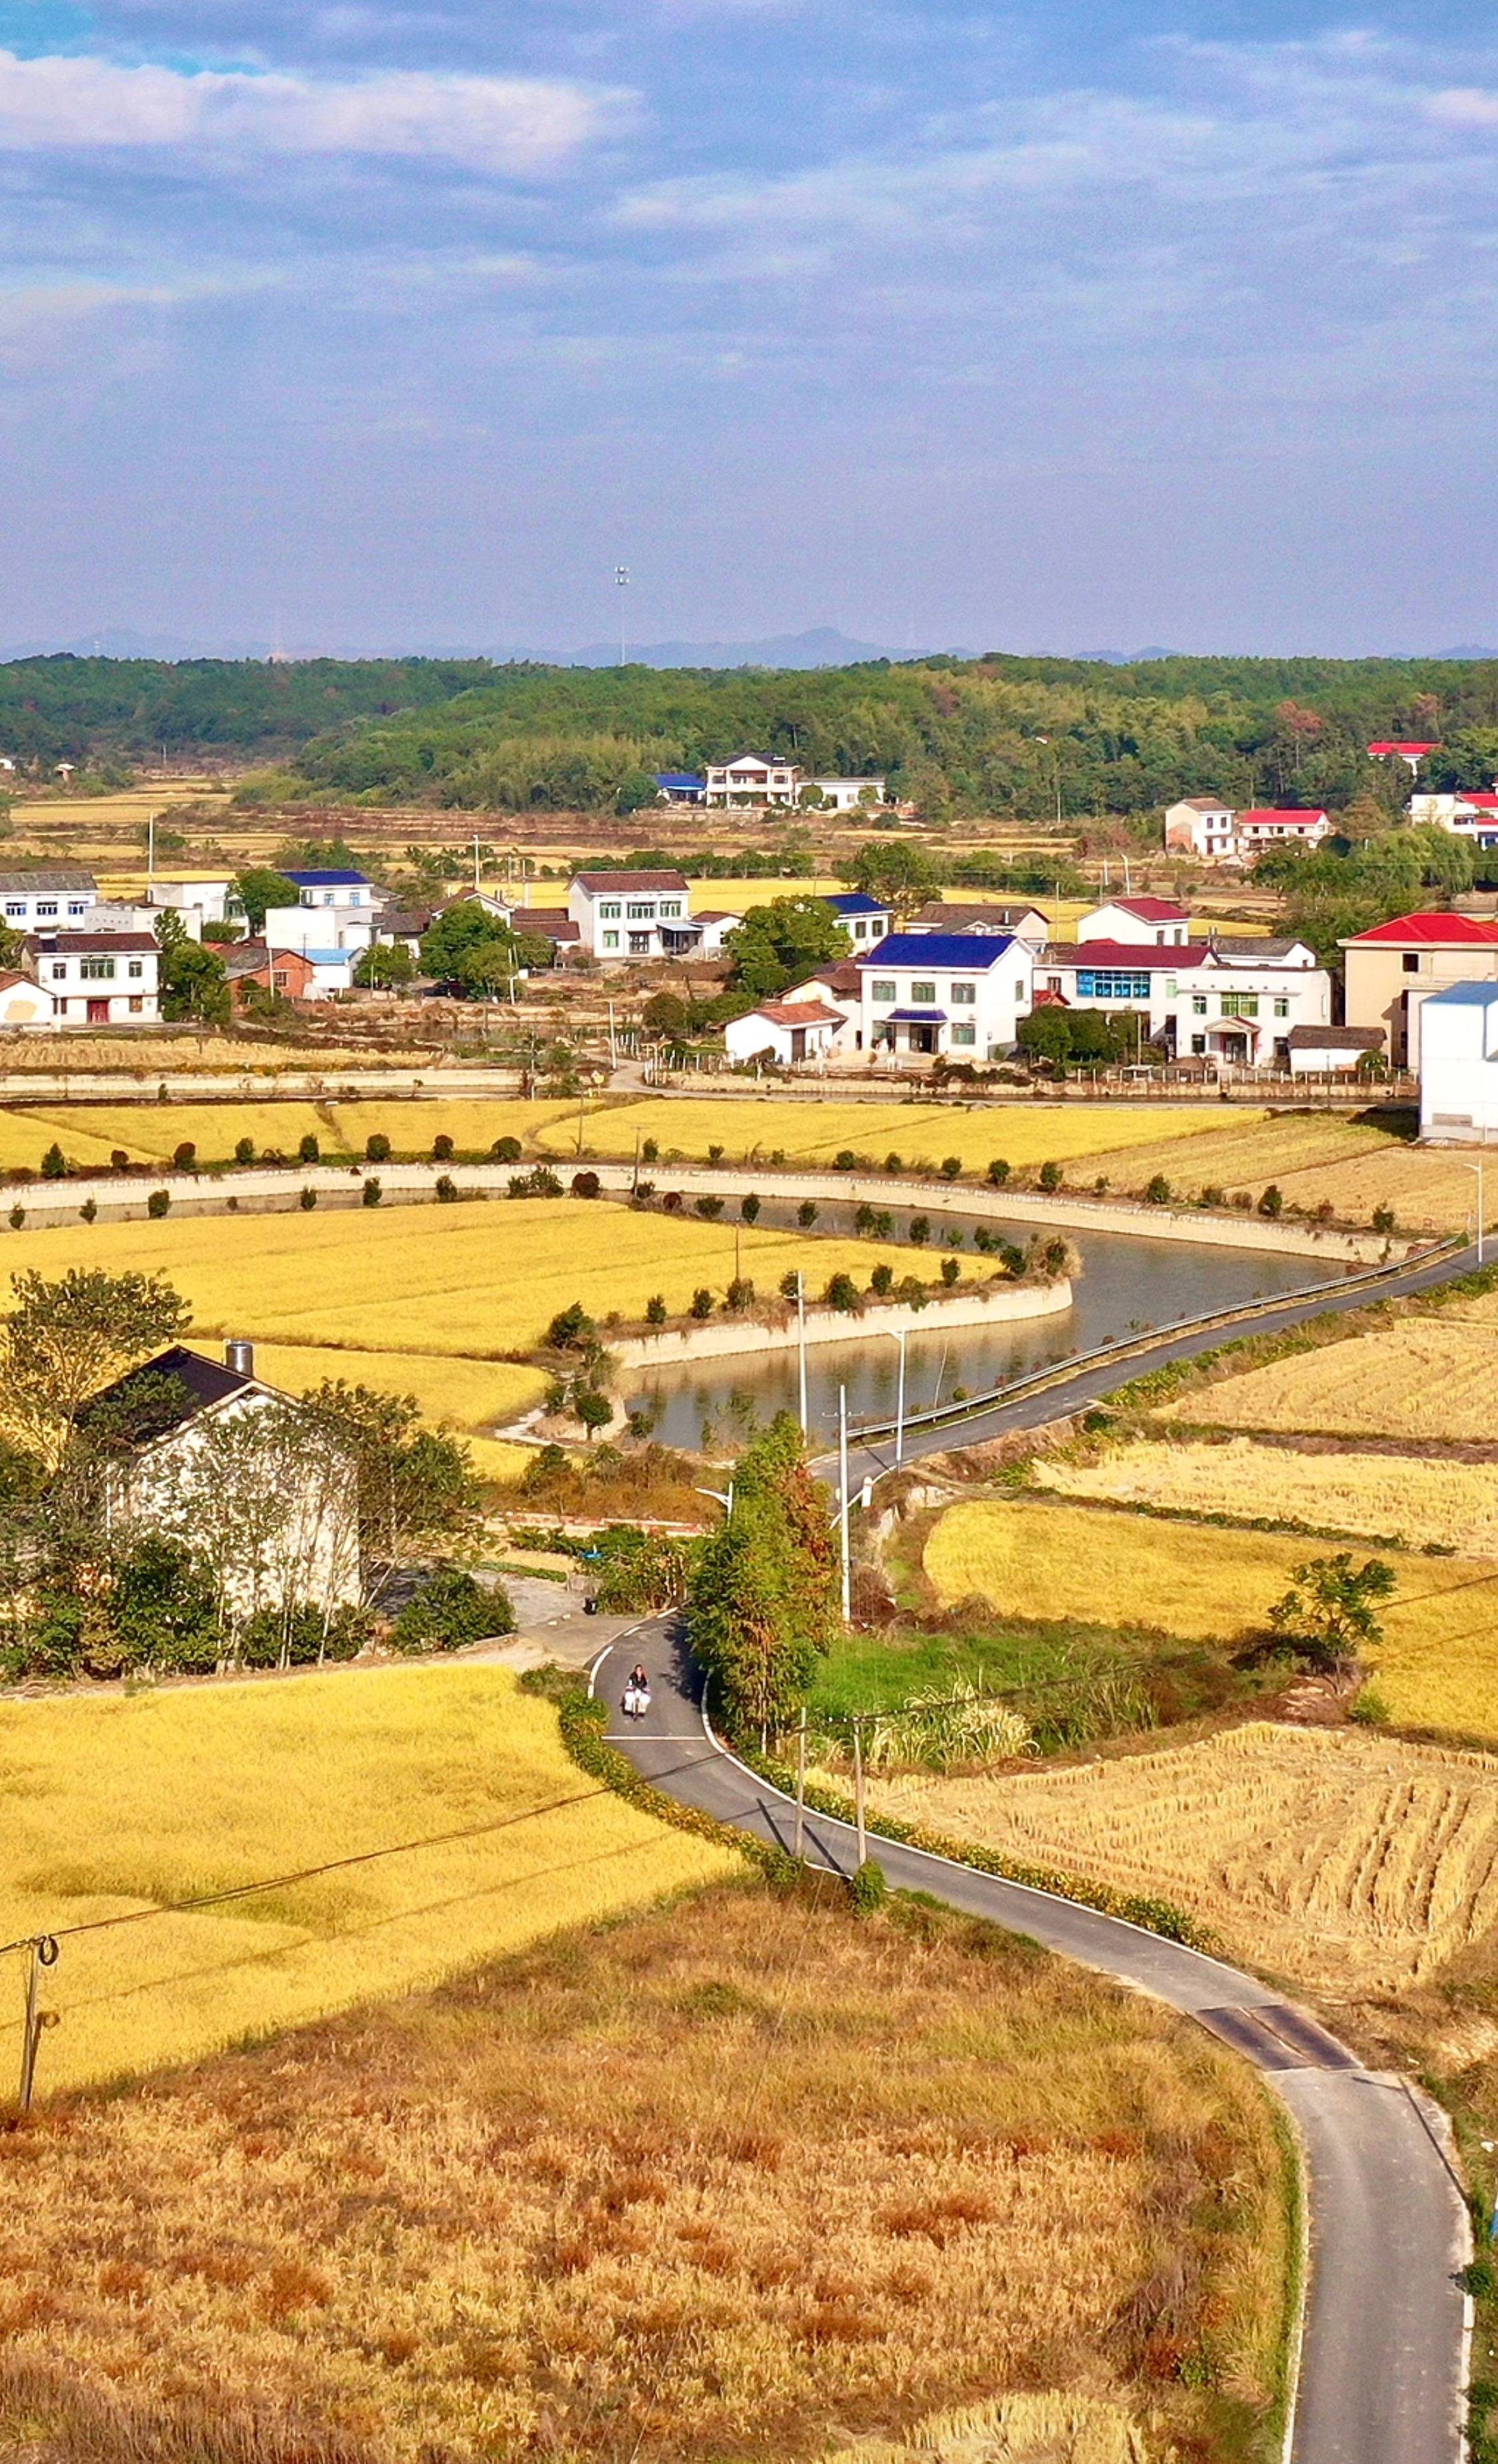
<box><xmin>188</xmin><ymin>1341</ymin><xmax>549</xmax><ymax>1432</ymax></box>
<box><xmin>537</xmin><ymin>1095</ymin><xmax>1257</xmax><ymax>1174</ymax></box>
<box><xmin>1168</xmin><ymin>1311</ymin><xmax>1498</xmax><ymax>1442</ymax></box>
<box><xmin>923</xmin><ymin>1497</ymin><xmax>1498</xmax><ymax>1742</ymax></box>
<box><xmin>0</xmin><ymin>1885</ymin><xmax>1287</xmax><ymax>2462</ymax></box>
<box><xmin>1064</xmin><ymin>1111</ymin><xmax>1481</xmax><ymax>1232</ymax></box>
<box><xmin>0</xmin><ymin>1097</ymin><xmax>579</xmax><ymax>1173</ymax></box>
<box><xmin>0</xmin><ymin>1665</ymin><xmax>732</xmax><ymax>2096</ymax></box>
<box><xmin>870</xmin><ymin>1721</ymin><xmax>1498</xmax><ymax>1995</ymax></box>
<box><xmin>1037</xmin><ymin>1434</ymin><xmax>1498</xmax><ymax>1556</ymax></box>
<box><xmin>1</xmin><ymin>1197</ymin><xmax>957</xmax><ymax>1359</ymax></box>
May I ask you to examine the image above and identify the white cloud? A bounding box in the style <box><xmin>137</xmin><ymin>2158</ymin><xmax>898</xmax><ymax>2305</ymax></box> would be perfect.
<box><xmin>1427</xmin><ymin>88</ymin><xmax>1498</xmax><ymax>128</ymax></box>
<box><xmin>0</xmin><ymin>49</ymin><xmax>625</xmax><ymax>170</ymax></box>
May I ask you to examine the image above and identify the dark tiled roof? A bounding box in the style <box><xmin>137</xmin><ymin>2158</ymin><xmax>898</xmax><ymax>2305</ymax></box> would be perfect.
<box><xmin>1285</xmin><ymin>1026</ymin><xmax>1384</xmax><ymax>1050</ymax></box>
<box><xmin>84</xmin><ymin>1345</ymin><xmax>258</xmax><ymax>1439</ymax></box>
<box><xmin>0</xmin><ymin>868</ymin><xmax>96</xmax><ymax>893</ymax></box>
<box><xmin>36</xmin><ymin>932</ymin><xmax>157</xmax><ymax>954</ymax></box>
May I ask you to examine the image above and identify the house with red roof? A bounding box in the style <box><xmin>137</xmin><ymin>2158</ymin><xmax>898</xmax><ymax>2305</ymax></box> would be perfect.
<box><xmin>723</xmin><ymin>999</ymin><xmax>845</xmax><ymax>1069</ymax></box>
<box><xmin>1368</xmin><ymin>741</ymin><xmax>1438</xmax><ymax>774</ymax></box>
<box><xmin>1342</xmin><ymin>910</ymin><xmax>1498</xmax><ymax>1068</ymax></box>
<box><xmin>1077</xmin><ymin>895</ymin><xmax>1190</xmax><ymax>948</ymax></box>
<box><xmin>1408</xmin><ymin>788</ymin><xmax>1498</xmax><ymax>843</ymax></box>
<box><xmin>1236</xmin><ymin>808</ymin><xmax>1332</xmax><ymax>855</ymax></box>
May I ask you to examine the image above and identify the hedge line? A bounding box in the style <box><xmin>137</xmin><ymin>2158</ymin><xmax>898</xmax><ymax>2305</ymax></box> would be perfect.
<box><xmin>734</xmin><ymin>1742</ymin><xmax>1216</xmax><ymax>1951</ymax></box>
<box><xmin>555</xmin><ymin>1688</ymin><xmax>794</xmax><ymax>1884</ymax></box>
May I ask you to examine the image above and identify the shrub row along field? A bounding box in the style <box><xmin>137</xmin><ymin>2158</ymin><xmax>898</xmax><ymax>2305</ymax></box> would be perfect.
<box><xmin>1036</xmin><ymin>1434</ymin><xmax>1498</xmax><ymax>1557</ymax></box>
<box><xmin>868</xmin><ymin>1722</ymin><xmax>1498</xmax><ymax>1995</ymax></box>
<box><xmin>1</xmin><ymin>1200</ymin><xmax>960</xmax><ymax>1361</ymax></box>
<box><xmin>0</xmin><ymin>1098</ymin><xmax>581</xmax><ymax>1173</ymax></box>
<box><xmin>0</xmin><ymin>1665</ymin><xmax>733</xmax><ymax>2095</ymax></box>
<box><xmin>923</xmin><ymin>1498</ymin><xmax>1498</xmax><ymax>1743</ymax></box>
<box><xmin>1161</xmin><ymin>1307</ymin><xmax>1498</xmax><ymax>1443</ymax></box>
<box><xmin>0</xmin><ymin>1882</ymin><xmax>1290</xmax><ymax>2463</ymax></box>
<box><xmin>535</xmin><ymin>1096</ymin><xmax>1258</xmax><ymax>1173</ymax></box>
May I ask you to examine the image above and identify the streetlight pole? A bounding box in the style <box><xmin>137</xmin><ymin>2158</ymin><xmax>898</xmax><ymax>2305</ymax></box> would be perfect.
<box><xmin>1461</xmin><ymin>1156</ymin><xmax>1486</xmax><ymax>1267</ymax></box>
<box><xmin>885</xmin><ymin>1327</ymin><xmax>907</xmax><ymax>1466</ymax></box>
<box><xmin>796</xmin><ymin>1269</ymin><xmax>808</xmax><ymax>1436</ymax></box>
<box><xmin>615</xmin><ymin>565</ymin><xmax>630</xmax><ymax>667</ymax></box>
<box><xmin>838</xmin><ymin>1384</ymin><xmax>852</xmax><ymax>1624</ymax></box>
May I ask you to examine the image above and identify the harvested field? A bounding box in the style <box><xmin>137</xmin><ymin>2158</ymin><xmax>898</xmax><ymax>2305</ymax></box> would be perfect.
<box><xmin>0</xmin><ymin>1197</ymin><xmax>970</xmax><ymax>1358</ymax></box>
<box><xmin>1037</xmin><ymin>1434</ymin><xmax>1498</xmax><ymax>1555</ymax></box>
<box><xmin>0</xmin><ymin>1036</ymin><xmax>439</xmax><ymax>1076</ymax></box>
<box><xmin>1168</xmin><ymin>1313</ymin><xmax>1498</xmax><ymax>1443</ymax></box>
<box><xmin>0</xmin><ymin>1883</ymin><xmax>1289</xmax><ymax>2462</ymax></box>
<box><xmin>0</xmin><ymin>1665</ymin><xmax>732</xmax><ymax>2094</ymax></box>
<box><xmin>922</xmin><ymin>1497</ymin><xmax>1498</xmax><ymax>1743</ymax></box>
<box><xmin>869</xmin><ymin>1721</ymin><xmax>1498</xmax><ymax>1993</ymax></box>
<box><xmin>535</xmin><ymin>1095</ymin><xmax>1256</xmax><ymax>1174</ymax></box>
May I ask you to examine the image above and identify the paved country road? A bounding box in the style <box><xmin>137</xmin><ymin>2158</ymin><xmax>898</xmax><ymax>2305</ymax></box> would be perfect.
<box><xmin>814</xmin><ymin>1236</ymin><xmax>1484</xmax><ymax>1488</ymax></box>
<box><xmin>597</xmin><ymin>1622</ymin><xmax>1471</xmax><ymax>2464</ymax></box>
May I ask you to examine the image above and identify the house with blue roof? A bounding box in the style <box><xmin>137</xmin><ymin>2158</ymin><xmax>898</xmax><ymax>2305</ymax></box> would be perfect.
<box><xmin>822</xmin><ymin>890</ymin><xmax>891</xmax><ymax>948</ymax></box>
<box><xmin>264</xmin><ymin>866</ymin><xmax>380</xmax><ymax>960</ymax></box>
<box><xmin>653</xmin><ymin>771</ymin><xmax>706</xmax><ymax>804</ymax></box>
<box><xmin>856</xmin><ymin>932</ymin><xmax>1033</xmax><ymax>1062</ymax></box>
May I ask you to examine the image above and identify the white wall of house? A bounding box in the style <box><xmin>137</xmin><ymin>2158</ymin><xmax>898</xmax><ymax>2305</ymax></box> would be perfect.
<box><xmin>0</xmin><ymin>876</ymin><xmax>97</xmax><ymax>931</ymax></box>
<box><xmin>39</xmin><ymin>936</ymin><xmax>160</xmax><ymax>1025</ymax></box>
<box><xmin>1237</xmin><ymin>810</ymin><xmax>1332</xmax><ymax>852</ymax></box>
<box><xmin>1419</xmin><ymin>986</ymin><xmax>1498</xmax><ymax>1143</ymax></box>
<box><xmin>724</xmin><ymin>1006</ymin><xmax>841</xmax><ymax>1067</ymax></box>
<box><xmin>811</xmin><ymin>776</ymin><xmax>887</xmax><ymax>810</ymax></box>
<box><xmin>0</xmin><ymin>976</ymin><xmax>55</xmax><ymax>1029</ymax></box>
<box><xmin>704</xmin><ymin>757</ymin><xmax>803</xmax><ymax>806</ymax></box>
<box><xmin>567</xmin><ymin>874</ymin><xmax>692</xmax><ymax>961</ymax></box>
<box><xmin>148</xmin><ymin>878</ymin><xmax>235</xmax><ymax>924</ymax></box>
<box><xmin>1170</xmin><ymin>958</ymin><xmax>1332</xmax><ymax>1067</ymax></box>
<box><xmin>264</xmin><ymin>903</ymin><xmax>376</xmax><ymax>955</ymax></box>
<box><xmin>1035</xmin><ymin>954</ymin><xmax>1186</xmax><ymax>1040</ymax></box>
<box><xmin>1163</xmin><ymin>798</ymin><xmax>1238</xmax><ymax>859</ymax></box>
<box><xmin>1077</xmin><ymin>901</ymin><xmax>1190</xmax><ymax>946</ymax></box>
<box><xmin>858</xmin><ymin>936</ymin><xmax>1031</xmax><ymax>1060</ymax></box>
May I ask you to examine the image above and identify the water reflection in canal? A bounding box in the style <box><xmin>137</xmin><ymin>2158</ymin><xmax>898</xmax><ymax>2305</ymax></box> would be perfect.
<box><xmin>627</xmin><ymin>1219</ymin><xmax>1342</xmax><ymax>1449</ymax></box>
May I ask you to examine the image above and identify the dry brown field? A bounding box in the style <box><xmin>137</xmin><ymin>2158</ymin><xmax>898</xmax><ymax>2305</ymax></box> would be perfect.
<box><xmin>0</xmin><ymin>1882</ymin><xmax>1288</xmax><ymax>2464</ymax></box>
<box><xmin>1036</xmin><ymin>1434</ymin><xmax>1498</xmax><ymax>1555</ymax></box>
<box><xmin>870</xmin><ymin>1721</ymin><xmax>1498</xmax><ymax>1995</ymax></box>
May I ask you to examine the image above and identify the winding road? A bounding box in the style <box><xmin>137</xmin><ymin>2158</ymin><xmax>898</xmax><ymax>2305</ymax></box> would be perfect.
<box><xmin>599</xmin><ymin>1623</ymin><xmax>1469</xmax><ymax>2463</ymax></box>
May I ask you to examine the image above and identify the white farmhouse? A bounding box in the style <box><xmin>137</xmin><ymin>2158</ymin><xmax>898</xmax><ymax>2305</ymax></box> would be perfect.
<box><xmin>724</xmin><ymin>1000</ymin><xmax>844</xmax><ymax>1068</ymax></box>
<box><xmin>1408</xmin><ymin>790</ymin><xmax>1498</xmax><ymax>848</ymax></box>
<box><xmin>704</xmin><ymin>755</ymin><xmax>804</xmax><ymax>807</ymax></box>
<box><xmin>1236</xmin><ymin>807</ymin><xmax>1332</xmax><ymax>855</ymax></box>
<box><xmin>1163</xmin><ymin>798</ymin><xmax>1238</xmax><ymax>861</ymax></box>
<box><xmin>1036</xmin><ymin>942</ymin><xmax>1196</xmax><ymax>1043</ymax></box>
<box><xmin>148</xmin><ymin>876</ymin><xmax>238</xmax><ymax>926</ymax></box>
<box><xmin>1419</xmin><ymin>982</ymin><xmax>1498</xmax><ymax>1143</ymax></box>
<box><xmin>1170</xmin><ymin>940</ymin><xmax>1331</xmax><ymax>1069</ymax></box>
<box><xmin>33</xmin><ymin>931</ymin><xmax>160</xmax><ymax>1026</ymax></box>
<box><xmin>1077</xmin><ymin>896</ymin><xmax>1190</xmax><ymax>947</ymax></box>
<box><xmin>264</xmin><ymin>867</ymin><xmax>379</xmax><ymax>957</ymax></box>
<box><xmin>857</xmin><ymin>932</ymin><xmax>1031</xmax><ymax>1062</ymax></box>
<box><xmin>567</xmin><ymin>870</ymin><xmax>693</xmax><ymax>961</ymax></box>
<box><xmin>823</xmin><ymin>891</ymin><xmax>891</xmax><ymax>948</ymax></box>
<box><xmin>0</xmin><ymin>969</ymin><xmax>55</xmax><ymax>1029</ymax></box>
<box><xmin>809</xmin><ymin>776</ymin><xmax>887</xmax><ymax>811</ymax></box>
<box><xmin>0</xmin><ymin>868</ymin><xmax>97</xmax><ymax>932</ymax></box>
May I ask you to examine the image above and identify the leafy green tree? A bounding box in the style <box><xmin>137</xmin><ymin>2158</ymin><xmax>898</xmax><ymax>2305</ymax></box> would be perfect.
<box><xmin>154</xmin><ymin>910</ymin><xmax>230</xmax><ymax>1025</ymax></box>
<box><xmin>0</xmin><ymin>1267</ymin><xmax>189</xmax><ymax>1469</ymax></box>
<box><xmin>724</xmin><ymin>897</ymin><xmax>849</xmax><ymax>1000</ymax></box>
<box><xmin>419</xmin><ymin>902</ymin><xmax>527</xmax><ymax>998</ymax></box>
<box><xmin>356</xmin><ymin>943</ymin><xmax>415</xmax><ymax>990</ymax></box>
<box><xmin>1268</xmin><ymin>1553</ymin><xmax>1396</xmax><ymax>1668</ymax></box>
<box><xmin>393</xmin><ymin>1564</ymin><xmax>509</xmax><ymax>1651</ymax></box>
<box><xmin>846</xmin><ymin>840</ymin><xmax>937</xmax><ymax>914</ymax></box>
<box><xmin>111</xmin><ymin>1534</ymin><xmax>221</xmax><ymax>1673</ymax></box>
<box><xmin>234</xmin><ymin>868</ymin><xmax>300</xmax><ymax>934</ymax></box>
<box><xmin>686</xmin><ymin>1412</ymin><xmax>839</xmax><ymax>1741</ymax></box>
<box><xmin>301</xmin><ymin>1380</ymin><xmax>484</xmax><ymax>1575</ymax></box>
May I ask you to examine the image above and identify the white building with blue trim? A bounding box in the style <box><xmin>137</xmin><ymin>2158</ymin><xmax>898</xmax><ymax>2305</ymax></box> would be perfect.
<box><xmin>856</xmin><ymin>932</ymin><xmax>1032</xmax><ymax>1060</ymax></box>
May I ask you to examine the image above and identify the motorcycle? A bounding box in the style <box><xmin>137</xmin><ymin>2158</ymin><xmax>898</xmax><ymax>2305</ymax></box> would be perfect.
<box><xmin>622</xmin><ymin>1683</ymin><xmax>652</xmax><ymax>1719</ymax></box>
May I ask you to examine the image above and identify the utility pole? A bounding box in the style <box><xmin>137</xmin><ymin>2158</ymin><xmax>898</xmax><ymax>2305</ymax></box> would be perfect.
<box><xmin>796</xmin><ymin>1269</ymin><xmax>808</xmax><ymax>1435</ymax></box>
<box><xmin>852</xmin><ymin>1716</ymin><xmax>867</xmax><ymax>1867</ymax></box>
<box><xmin>472</xmin><ymin>830</ymin><xmax>481</xmax><ymax>897</ymax></box>
<box><xmin>607</xmin><ymin>998</ymin><xmax>617</xmax><ymax>1070</ymax></box>
<box><xmin>794</xmin><ymin>1715</ymin><xmax>807</xmax><ymax>1859</ymax></box>
<box><xmin>146</xmin><ymin>808</ymin><xmax>156</xmax><ymax>892</ymax></box>
<box><xmin>615</xmin><ymin>565</ymin><xmax>630</xmax><ymax>667</ymax></box>
<box><xmin>838</xmin><ymin>1383</ymin><xmax>851</xmax><ymax>1624</ymax></box>
<box><xmin>17</xmin><ymin>1936</ymin><xmax>58</xmax><ymax>2112</ymax></box>
<box><xmin>886</xmin><ymin>1327</ymin><xmax>907</xmax><ymax>1466</ymax></box>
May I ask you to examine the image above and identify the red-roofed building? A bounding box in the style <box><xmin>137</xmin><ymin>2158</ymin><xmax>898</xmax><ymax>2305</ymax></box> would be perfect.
<box><xmin>1342</xmin><ymin>910</ymin><xmax>1498</xmax><ymax>1066</ymax></box>
<box><xmin>1368</xmin><ymin>741</ymin><xmax>1438</xmax><ymax>773</ymax></box>
<box><xmin>1236</xmin><ymin>808</ymin><xmax>1332</xmax><ymax>854</ymax></box>
<box><xmin>724</xmin><ymin>999</ymin><xmax>844</xmax><ymax>1068</ymax></box>
<box><xmin>1077</xmin><ymin>895</ymin><xmax>1190</xmax><ymax>947</ymax></box>
<box><xmin>1408</xmin><ymin>787</ymin><xmax>1498</xmax><ymax>842</ymax></box>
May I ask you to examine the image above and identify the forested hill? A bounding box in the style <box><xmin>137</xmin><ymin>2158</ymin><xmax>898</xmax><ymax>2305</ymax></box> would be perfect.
<box><xmin>7</xmin><ymin>649</ymin><xmax>1498</xmax><ymax>818</ymax></box>
<box><xmin>0</xmin><ymin>655</ymin><xmax>495</xmax><ymax>767</ymax></box>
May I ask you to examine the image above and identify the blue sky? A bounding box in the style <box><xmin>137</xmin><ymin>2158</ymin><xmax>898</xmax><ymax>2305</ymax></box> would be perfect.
<box><xmin>2</xmin><ymin>0</ymin><xmax>1496</xmax><ymax>655</ymax></box>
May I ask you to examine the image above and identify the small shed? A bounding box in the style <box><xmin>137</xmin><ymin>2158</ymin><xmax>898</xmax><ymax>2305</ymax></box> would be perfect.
<box><xmin>1286</xmin><ymin>1026</ymin><xmax>1383</xmax><ymax>1075</ymax></box>
<box><xmin>724</xmin><ymin>1000</ymin><xmax>844</xmax><ymax>1068</ymax></box>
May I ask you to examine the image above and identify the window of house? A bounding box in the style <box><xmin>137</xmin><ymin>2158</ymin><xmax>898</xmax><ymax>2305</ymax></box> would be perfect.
<box><xmin>950</xmin><ymin>980</ymin><xmax>976</xmax><ymax>1004</ymax></box>
<box><xmin>626</xmin><ymin>902</ymin><xmax>656</xmax><ymax>921</ymax></box>
<box><xmin>128</xmin><ymin>996</ymin><xmax>143</xmax><ymax>1014</ymax></box>
<box><xmin>1077</xmin><ymin>970</ymin><xmax>1150</xmax><ymax>1000</ymax></box>
<box><xmin>659</xmin><ymin>902</ymin><xmax>682</xmax><ymax>918</ymax></box>
<box><xmin>51</xmin><ymin>963</ymin><xmax>65</xmax><ymax>980</ymax></box>
<box><xmin>1191</xmin><ymin>1033</ymin><xmax>1206</xmax><ymax>1055</ymax></box>
<box><xmin>870</xmin><ymin>978</ymin><xmax>896</xmax><ymax>1002</ymax></box>
<box><xmin>599</xmin><ymin>901</ymin><xmax>621</xmax><ymax>920</ymax></box>
<box><xmin>1274</xmin><ymin>997</ymin><xmax>1290</xmax><ymax>1018</ymax></box>
<box><xmin>909</xmin><ymin>979</ymin><xmax>937</xmax><ymax>1004</ymax></box>
<box><xmin>128</xmin><ymin>960</ymin><xmax>143</xmax><ymax>980</ymax></box>
<box><xmin>1045</xmin><ymin>975</ymin><xmax>1062</xmax><ymax>994</ymax></box>
<box><xmin>950</xmin><ymin>1021</ymin><xmax>977</xmax><ymax>1046</ymax></box>
<box><xmin>1402</xmin><ymin>952</ymin><xmax>1419</xmax><ymax>974</ymax></box>
<box><xmin>36</xmin><ymin>902</ymin><xmax>57</xmax><ymax>918</ymax></box>
<box><xmin>67</xmin><ymin>902</ymin><xmax>86</xmax><ymax>916</ymax></box>
<box><xmin>1192</xmin><ymin>994</ymin><xmax>1208</xmax><ymax>1015</ymax></box>
<box><xmin>1220</xmin><ymin>992</ymin><xmax>1258</xmax><ymax>1018</ymax></box>
<box><xmin>603</xmin><ymin>931</ymin><xmax>620</xmax><ymax>950</ymax></box>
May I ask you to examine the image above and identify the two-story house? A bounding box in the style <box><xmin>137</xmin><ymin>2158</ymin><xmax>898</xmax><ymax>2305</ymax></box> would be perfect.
<box><xmin>1163</xmin><ymin>798</ymin><xmax>1238</xmax><ymax>861</ymax></box>
<box><xmin>264</xmin><ymin>868</ymin><xmax>379</xmax><ymax>956</ymax></box>
<box><xmin>1169</xmin><ymin>939</ymin><xmax>1330</xmax><ymax>1068</ymax></box>
<box><xmin>704</xmin><ymin>755</ymin><xmax>804</xmax><ymax>806</ymax></box>
<box><xmin>1342</xmin><ymin>910</ymin><xmax>1498</xmax><ymax>1069</ymax></box>
<box><xmin>856</xmin><ymin>932</ymin><xmax>1031</xmax><ymax>1060</ymax></box>
<box><xmin>32</xmin><ymin>931</ymin><xmax>160</xmax><ymax>1025</ymax></box>
<box><xmin>823</xmin><ymin>891</ymin><xmax>891</xmax><ymax>948</ymax></box>
<box><xmin>0</xmin><ymin>868</ymin><xmax>98</xmax><ymax>932</ymax></box>
<box><xmin>1236</xmin><ymin>808</ymin><xmax>1332</xmax><ymax>856</ymax></box>
<box><xmin>567</xmin><ymin>870</ymin><xmax>692</xmax><ymax>961</ymax></box>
